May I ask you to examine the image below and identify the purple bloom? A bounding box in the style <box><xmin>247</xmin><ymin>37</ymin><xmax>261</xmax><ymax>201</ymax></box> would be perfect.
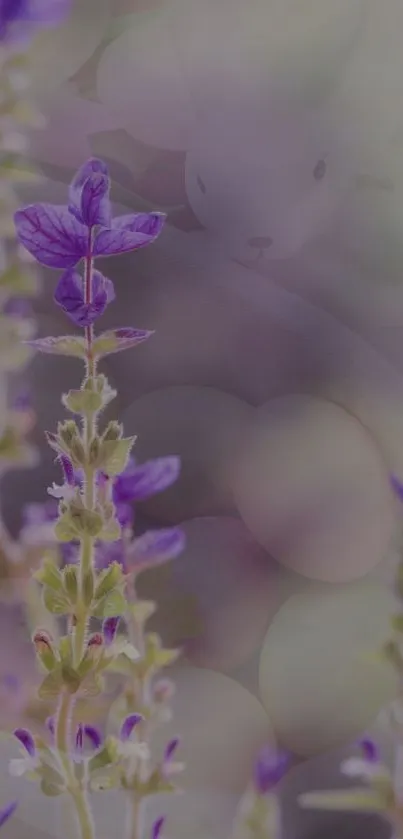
<box><xmin>75</xmin><ymin>723</ymin><xmax>103</xmax><ymax>752</ymax></box>
<box><xmin>14</xmin><ymin>159</ymin><xmax>166</xmax><ymax>268</ymax></box>
<box><xmin>120</xmin><ymin>714</ymin><xmax>143</xmax><ymax>742</ymax></box>
<box><xmin>0</xmin><ymin>801</ymin><xmax>18</xmax><ymax>829</ymax></box>
<box><xmin>12</xmin><ymin>386</ymin><xmax>32</xmax><ymax>412</ymax></box>
<box><xmin>359</xmin><ymin>738</ymin><xmax>379</xmax><ymax>763</ymax></box>
<box><xmin>54</xmin><ymin>268</ymin><xmax>115</xmax><ymax>327</ymax></box>
<box><xmin>22</xmin><ymin>500</ymin><xmax>58</xmax><ymax>526</ymax></box>
<box><xmin>0</xmin><ymin>0</ymin><xmax>71</xmax><ymax>43</ymax></box>
<box><xmin>127</xmin><ymin>527</ymin><xmax>185</xmax><ymax>570</ymax></box>
<box><xmin>164</xmin><ymin>738</ymin><xmax>180</xmax><ymax>763</ymax></box>
<box><xmin>151</xmin><ymin>817</ymin><xmax>165</xmax><ymax>839</ymax></box>
<box><xmin>253</xmin><ymin>746</ymin><xmax>290</xmax><ymax>795</ymax></box>
<box><xmin>113</xmin><ymin>457</ymin><xmax>180</xmax><ymax>504</ymax></box>
<box><xmin>14</xmin><ymin>728</ymin><xmax>35</xmax><ymax>757</ymax></box>
<box><xmin>95</xmin><ymin>539</ymin><xmax>127</xmax><ymax>572</ymax></box>
<box><xmin>102</xmin><ymin>616</ymin><xmax>120</xmax><ymax>646</ymax></box>
<box><xmin>59</xmin><ymin>455</ymin><xmax>75</xmax><ymax>486</ymax></box>
<box><xmin>68</xmin><ymin>159</ymin><xmax>111</xmax><ymax>229</ymax></box>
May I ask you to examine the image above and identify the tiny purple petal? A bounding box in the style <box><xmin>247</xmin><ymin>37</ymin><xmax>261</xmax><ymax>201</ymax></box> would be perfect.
<box><xmin>59</xmin><ymin>455</ymin><xmax>75</xmax><ymax>486</ymax></box>
<box><xmin>359</xmin><ymin>738</ymin><xmax>379</xmax><ymax>763</ymax></box>
<box><xmin>116</xmin><ymin>502</ymin><xmax>134</xmax><ymax>530</ymax></box>
<box><xmin>0</xmin><ymin>801</ymin><xmax>18</xmax><ymax>829</ymax></box>
<box><xmin>120</xmin><ymin>714</ymin><xmax>143</xmax><ymax>742</ymax></box>
<box><xmin>129</xmin><ymin>527</ymin><xmax>185</xmax><ymax>569</ymax></box>
<box><xmin>102</xmin><ymin>616</ymin><xmax>120</xmax><ymax>646</ymax></box>
<box><xmin>391</xmin><ymin>475</ymin><xmax>403</xmax><ymax>502</ymax></box>
<box><xmin>76</xmin><ymin>723</ymin><xmax>83</xmax><ymax>750</ymax></box>
<box><xmin>14</xmin><ymin>204</ymin><xmax>87</xmax><ymax>269</ymax></box>
<box><xmin>68</xmin><ymin>158</ymin><xmax>110</xmax><ymax>228</ymax></box>
<box><xmin>14</xmin><ymin>728</ymin><xmax>35</xmax><ymax>757</ymax></box>
<box><xmin>95</xmin><ymin>540</ymin><xmax>127</xmax><ymax>572</ymax></box>
<box><xmin>253</xmin><ymin>746</ymin><xmax>290</xmax><ymax>795</ymax></box>
<box><xmin>164</xmin><ymin>738</ymin><xmax>180</xmax><ymax>763</ymax></box>
<box><xmin>93</xmin><ymin>212</ymin><xmax>166</xmax><ymax>257</ymax></box>
<box><xmin>113</xmin><ymin>456</ymin><xmax>180</xmax><ymax>504</ymax></box>
<box><xmin>83</xmin><ymin>725</ymin><xmax>103</xmax><ymax>751</ymax></box>
<box><xmin>151</xmin><ymin>817</ymin><xmax>165</xmax><ymax>839</ymax></box>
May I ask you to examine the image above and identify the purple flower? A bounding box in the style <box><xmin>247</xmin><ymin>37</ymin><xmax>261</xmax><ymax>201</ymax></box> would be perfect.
<box><xmin>14</xmin><ymin>728</ymin><xmax>35</xmax><ymax>757</ymax></box>
<box><xmin>102</xmin><ymin>616</ymin><xmax>120</xmax><ymax>646</ymax></box>
<box><xmin>359</xmin><ymin>738</ymin><xmax>379</xmax><ymax>763</ymax></box>
<box><xmin>12</xmin><ymin>386</ymin><xmax>32</xmax><ymax>412</ymax></box>
<box><xmin>127</xmin><ymin>527</ymin><xmax>185</xmax><ymax>570</ymax></box>
<box><xmin>253</xmin><ymin>746</ymin><xmax>290</xmax><ymax>795</ymax></box>
<box><xmin>69</xmin><ymin>159</ymin><xmax>111</xmax><ymax>229</ymax></box>
<box><xmin>22</xmin><ymin>500</ymin><xmax>58</xmax><ymax>526</ymax></box>
<box><xmin>113</xmin><ymin>457</ymin><xmax>180</xmax><ymax>504</ymax></box>
<box><xmin>164</xmin><ymin>738</ymin><xmax>180</xmax><ymax>763</ymax></box>
<box><xmin>75</xmin><ymin>723</ymin><xmax>103</xmax><ymax>752</ymax></box>
<box><xmin>14</xmin><ymin>159</ymin><xmax>166</xmax><ymax>268</ymax></box>
<box><xmin>0</xmin><ymin>801</ymin><xmax>18</xmax><ymax>829</ymax></box>
<box><xmin>54</xmin><ymin>268</ymin><xmax>115</xmax><ymax>327</ymax></box>
<box><xmin>151</xmin><ymin>817</ymin><xmax>165</xmax><ymax>839</ymax></box>
<box><xmin>0</xmin><ymin>0</ymin><xmax>71</xmax><ymax>43</ymax></box>
<box><xmin>120</xmin><ymin>714</ymin><xmax>143</xmax><ymax>742</ymax></box>
<box><xmin>95</xmin><ymin>539</ymin><xmax>127</xmax><ymax>572</ymax></box>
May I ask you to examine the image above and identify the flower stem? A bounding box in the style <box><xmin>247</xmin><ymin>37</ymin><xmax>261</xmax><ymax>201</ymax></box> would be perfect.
<box><xmin>125</xmin><ymin>793</ymin><xmax>144</xmax><ymax>839</ymax></box>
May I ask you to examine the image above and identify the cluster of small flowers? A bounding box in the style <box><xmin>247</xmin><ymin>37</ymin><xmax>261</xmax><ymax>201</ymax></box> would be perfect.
<box><xmin>0</xmin><ymin>1</ymin><xmax>73</xmax><ymax>829</ymax></box>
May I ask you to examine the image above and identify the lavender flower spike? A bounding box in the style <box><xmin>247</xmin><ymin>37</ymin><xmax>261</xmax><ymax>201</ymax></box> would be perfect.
<box><xmin>0</xmin><ymin>801</ymin><xmax>18</xmax><ymax>829</ymax></box>
<box><xmin>253</xmin><ymin>746</ymin><xmax>290</xmax><ymax>795</ymax></box>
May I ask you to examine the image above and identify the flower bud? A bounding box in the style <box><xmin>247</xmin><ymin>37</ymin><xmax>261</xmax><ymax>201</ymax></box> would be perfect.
<box><xmin>33</xmin><ymin>630</ymin><xmax>57</xmax><ymax>671</ymax></box>
<box><xmin>88</xmin><ymin>436</ymin><xmax>101</xmax><ymax>465</ymax></box>
<box><xmin>102</xmin><ymin>421</ymin><xmax>123</xmax><ymax>443</ymax></box>
<box><xmin>58</xmin><ymin>420</ymin><xmax>79</xmax><ymax>447</ymax></box>
<box><xmin>63</xmin><ymin>565</ymin><xmax>78</xmax><ymax>603</ymax></box>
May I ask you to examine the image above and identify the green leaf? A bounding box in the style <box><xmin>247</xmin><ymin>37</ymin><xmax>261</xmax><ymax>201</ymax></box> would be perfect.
<box><xmin>62</xmin><ymin>388</ymin><xmax>103</xmax><ymax>415</ymax></box>
<box><xmin>98</xmin><ymin>518</ymin><xmax>121</xmax><ymax>542</ymax></box>
<box><xmin>390</xmin><ymin>614</ymin><xmax>403</xmax><ymax>633</ymax></box>
<box><xmin>88</xmin><ymin>738</ymin><xmax>117</xmax><ymax>774</ymax></box>
<box><xmin>54</xmin><ymin>516</ymin><xmax>79</xmax><ymax>543</ymax></box>
<box><xmin>100</xmin><ymin>437</ymin><xmax>136</xmax><ymax>476</ymax></box>
<box><xmin>63</xmin><ymin>565</ymin><xmax>78</xmax><ymax>603</ymax></box>
<box><xmin>94</xmin><ymin>562</ymin><xmax>124</xmax><ymax>601</ymax></box>
<box><xmin>298</xmin><ymin>789</ymin><xmax>387</xmax><ymax>813</ymax></box>
<box><xmin>38</xmin><ymin>670</ymin><xmax>63</xmax><ymax>700</ymax></box>
<box><xmin>43</xmin><ymin>587</ymin><xmax>70</xmax><ymax>615</ymax></box>
<box><xmin>40</xmin><ymin>779</ymin><xmax>65</xmax><ymax>796</ymax></box>
<box><xmin>25</xmin><ymin>335</ymin><xmax>87</xmax><ymax>358</ymax></box>
<box><xmin>35</xmin><ymin>553</ymin><xmax>63</xmax><ymax>592</ymax></box>
<box><xmin>59</xmin><ymin>635</ymin><xmax>73</xmax><ymax>665</ymax></box>
<box><xmin>93</xmin><ymin>590</ymin><xmax>127</xmax><ymax>618</ymax></box>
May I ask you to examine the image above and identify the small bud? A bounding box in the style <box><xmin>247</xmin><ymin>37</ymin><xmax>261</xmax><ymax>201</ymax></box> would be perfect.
<box><xmin>102</xmin><ymin>616</ymin><xmax>120</xmax><ymax>646</ymax></box>
<box><xmin>33</xmin><ymin>630</ymin><xmax>57</xmax><ymax>671</ymax></box>
<box><xmin>63</xmin><ymin>565</ymin><xmax>78</xmax><ymax>603</ymax></box>
<box><xmin>69</xmin><ymin>504</ymin><xmax>104</xmax><ymax>538</ymax></box>
<box><xmin>58</xmin><ymin>420</ymin><xmax>79</xmax><ymax>447</ymax></box>
<box><xmin>102</xmin><ymin>421</ymin><xmax>123</xmax><ymax>443</ymax></box>
<box><xmin>87</xmin><ymin>633</ymin><xmax>104</xmax><ymax>656</ymax></box>
<box><xmin>70</xmin><ymin>438</ymin><xmax>86</xmax><ymax>467</ymax></box>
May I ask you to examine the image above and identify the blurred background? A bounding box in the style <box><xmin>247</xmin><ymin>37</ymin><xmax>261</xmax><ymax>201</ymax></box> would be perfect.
<box><xmin>2</xmin><ymin>0</ymin><xmax>403</xmax><ymax>837</ymax></box>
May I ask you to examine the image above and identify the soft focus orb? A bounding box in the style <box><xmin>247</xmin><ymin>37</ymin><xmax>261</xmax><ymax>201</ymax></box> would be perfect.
<box><xmin>258</xmin><ymin>579</ymin><xmax>398</xmax><ymax>756</ymax></box>
<box><xmin>151</xmin><ymin>665</ymin><xmax>273</xmax><ymax>792</ymax></box>
<box><xmin>121</xmin><ymin>386</ymin><xmax>253</xmax><ymax>521</ymax></box>
<box><xmin>27</xmin><ymin>0</ymin><xmax>110</xmax><ymax>94</ymax></box>
<box><xmin>97</xmin><ymin>10</ymin><xmax>198</xmax><ymax>151</ymax></box>
<box><xmin>232</xmin><ymin>395</ymin><xmax>395</xmax><ymax>582</ymax></box>
<box><xmin>139</xmin><ymin>516</ymin><xmax>303</xmax><ymax>672</ymax></box>
<box><xmin>185</xmin><ymin>106</ymin><xmax>354</xmax><ymax>262</ymax></box>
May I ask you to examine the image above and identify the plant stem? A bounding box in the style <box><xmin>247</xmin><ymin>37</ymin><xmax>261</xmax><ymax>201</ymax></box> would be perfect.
<box><xmin>125</xmin><ymin>793</ymin><xmax>143</xmax><ymax>839</ymax></box>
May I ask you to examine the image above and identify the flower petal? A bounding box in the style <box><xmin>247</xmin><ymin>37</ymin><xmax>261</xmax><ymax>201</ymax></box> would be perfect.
<box><xmin>14</xmin><ymin>204</ymin><xmax>87</xmax><ymax>268</ymax></box>
<box><xmin>0</xmin><ymin>800</ymin><xmax>18</xmax><ymax>828</ymax></box>
<box><xmin>151</xmin><ymin>817</ymin><xmax>165</xmax><ymax>839</ymax></box>
<box><xmin>164</xmin><ymin>738</ymin><xmax>180</xmax><ymax>762</ymax></box>
<box><xmin>83</xmin><ymin>725</ymin><xmax>103</xmax><ymax>751</ymax></box>
<box><xmin>54</xmin><ymin>268</ymin><xmax>112</xmax><ymax>327</ymax></box>
<box><xmin>113</xmin><ymin>456</ymin><xmax>180</xmax><ymax>504</ymax></box>
<box><xmin>359</xmin><ymin>738</ymin><xmax>379</xmax><ymax>763</ymax></box>
<box><xmin>253</xmin><ymin>746</ymin><xmax>290</xmax><ymax>795</ymax></box>
<box><xmin>69</xmin><ymin>158</ymin><xmax>110</xmax><ymax>227</ymax></box>
<box><xmin>128</xmin><ymin>527</ymin><xmax>185</xmax><ymax>569</ymax></box>
<box><xmin>102</xmin><ymin>616</ymin><xmax>120</xmax><ymax>646</ymax></box>
<box><xmin>93</xmin><ymin>212</ymin><xmax>166</xmax><ymax>257</ymax></box>
<box><xmin>92</xmin><ymin>327</ymin><xmax>154</xmax><ymax>359</ymax></box>
<box><xmin>13</xmin><ymin>728</ymin><xmax>35</xmax><ymax>757</ymax></box>
<box><xmin>120</xmin><ymin>714</ymin><xmax>143</xmax><ymax>742</ymax></box>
